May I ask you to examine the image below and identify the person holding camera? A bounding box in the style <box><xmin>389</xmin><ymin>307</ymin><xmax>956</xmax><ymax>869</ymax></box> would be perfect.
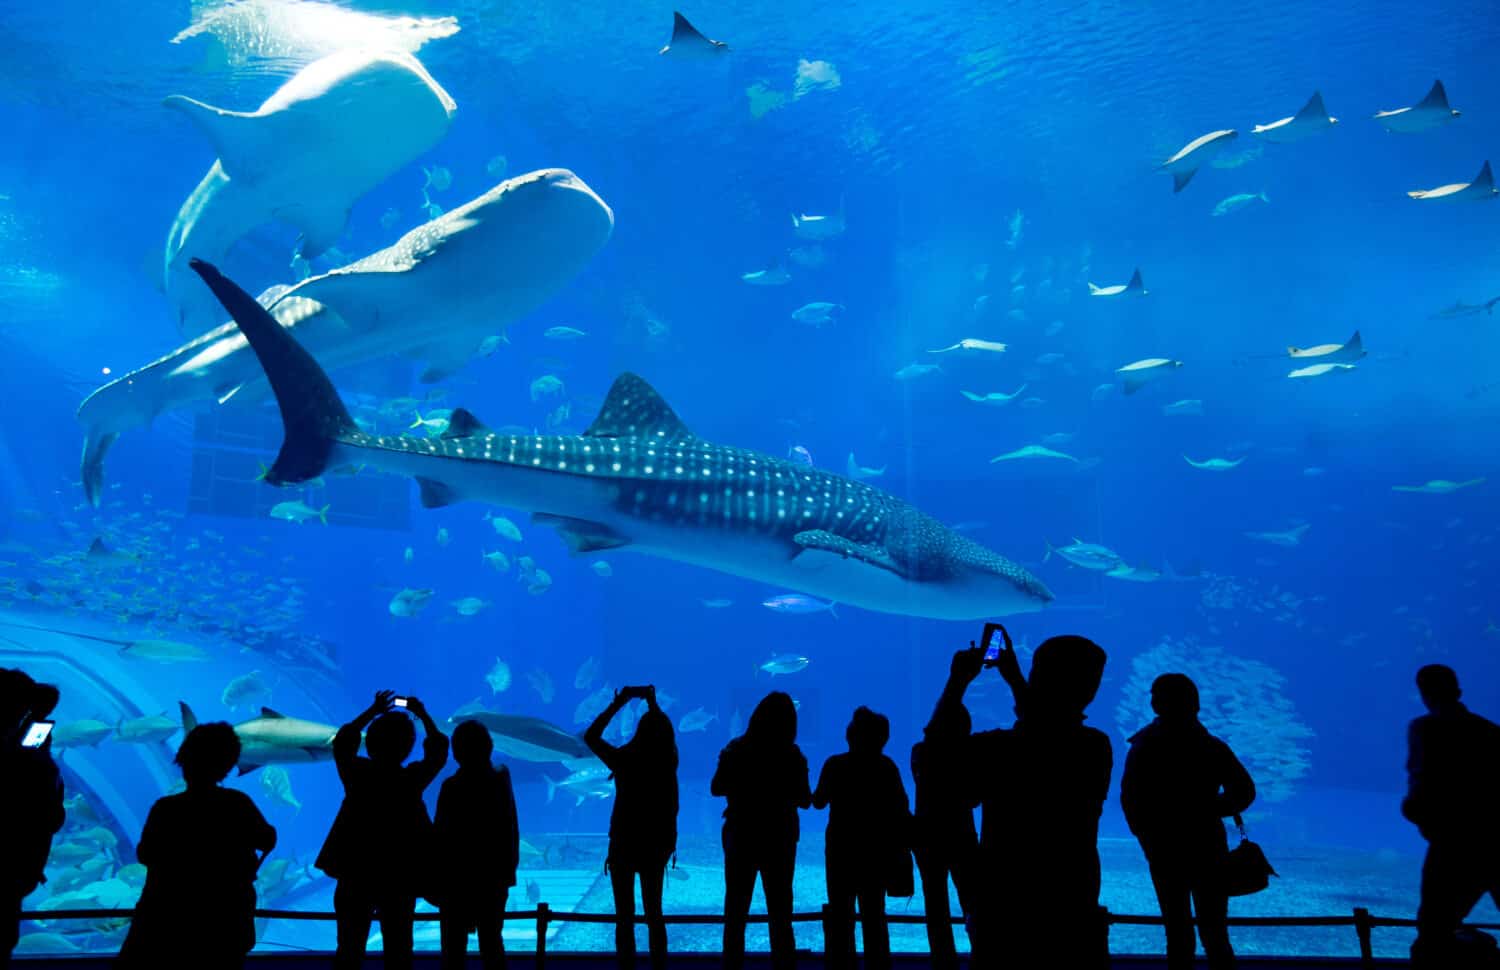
<box><xmin>932</xmin><ymin>624</ymin><xmax>1112</xmax><ymax>970</ymax></box>
<box><xmin>317</xmin><ymin>691</ymin><xmax>449</xmax><ymax>970</ymax></box>
<box><xmin>584</xmin><ymin>685</ymin><xmax>679</xmax><ymax>970</ymax></box>
<box><xmin>0</xmin><ymin>669</ymin><xmax>64</xmax><ymax>969</ymax></box>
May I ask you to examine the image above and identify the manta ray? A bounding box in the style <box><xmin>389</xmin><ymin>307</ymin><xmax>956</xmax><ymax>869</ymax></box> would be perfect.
<box><xmin>163</xmin><ymin>48</ymin><xmax>457</xmax><ymax>336</ymax></box>
<box><xmin>78</xmin><ymin>169</ymin><xmax>614</xmax><ymax>506</ymax></box>
<box><xmin>190</xmin><ymin>259</ymin><xmax>1053</xmax><ymax>621</ymax></box>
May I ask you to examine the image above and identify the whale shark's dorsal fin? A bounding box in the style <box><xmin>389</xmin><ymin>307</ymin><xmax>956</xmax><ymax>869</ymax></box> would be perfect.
<box><xmin>1417</xmin><ymin>80</ymin><xmax>1450</xmax><ymax>110</ymax></box>
<box><xmin>584</xmin><ymin>373</ymin><xmax>694</xmax><ymax>439</ymax></box>
<box><xmin>164</xmin><ymin>95</ymin><xmax>271</xmax><ymax>182</ymax></box>
<box><xmin>1296</xmin><ymin>91</ymin><xmax>1328</xmax><ymax>121</ymax></box>
<box><xmin>442</xmin><ymin>408</ymin><xmax>490</xmax><ymax>440</ymax></box>
<box><xmin>260</xmin><ymin>707</ymin><xmax>285</xmax><ymax>719</ymax></box>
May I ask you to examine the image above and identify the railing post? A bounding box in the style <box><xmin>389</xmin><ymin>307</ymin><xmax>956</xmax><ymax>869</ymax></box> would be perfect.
<box><xmin>821</xmin><ymin>902</ymin><xmax>832</xmax><ymax>954</ymax></box>
<box><xmin>536</xmin><ymin>902</ymin><xmax>551</xmax><ymax>970</ymax></box>
<box><xmin>1353</xmin><ymin>907</ymin><xmax>1374</xmax><ymax>967</ymax></box>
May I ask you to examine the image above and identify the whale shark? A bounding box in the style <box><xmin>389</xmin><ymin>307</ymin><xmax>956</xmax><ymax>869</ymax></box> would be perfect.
<box><xmin>190</xmin><ymin>259</ymin><xmax>1053</xmax><ymax>621</ymax></box>
<box><xmin>164</xmin><ymin>48</ymin><xmax>457</xmax><ymax>336</ymax></box>
<box><xmin>79</xmin><ymin>168</ymin><xmax>614</xmax><ymax>506</ymax></box>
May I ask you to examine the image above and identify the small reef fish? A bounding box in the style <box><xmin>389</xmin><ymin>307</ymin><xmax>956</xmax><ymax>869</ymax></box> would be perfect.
<box><xmin>575</xmin><ymin>656</ymin><xmax>602</xmax><ymax>691</ymax></box>
<box><xmin>487</xmin><ymin>514</ymin><xmax>524</xmax><ymax>543</ymax></box>
<box><xmin>791</xmin><ymin>302</ymin><xmax>843</xmax><ymax>326</ymax></box>
<box><xmin>260</xmin><ymin>765</ymin><xmax>301</xmax><ymax>813</ymax></box>
<box><xmin>894</xmin><ymin>363</ymin><xmax>942</xmax><ymax>382</ymax></box>
<box><xmin>526</xmin><ymin>668</ymin><xmax>556</xmax><ymax>703</ymax></box>
<box><xmin>762</xmin><ymin>593</ymin><xmax>838</xmax><ymax>616</ymax></box>
<box><xmin>1245</xmin><ymin>524</ymin><xmax>1311</xmax><ymax>546</ymax></box>
<box><xmin>269</xmin><ymin>501</ymin><xmax>329</xmax><ymax>525</ymax></box>
<box><xmin>486</xmin><ymin>657</ymin><xmax>512</xmax><ymax>693</ymax></box>
<box><xmin>788</xmin><ymin>445</ymin><xmax>815</xmax><ymax>468</ymax></box>
<box><xmin>410</xmin><ymin>410</ymin><xmax>452</xmax><ymax>436</ymax></box>
<box><xmin>543</xmin><ymin>326</ymin><xmax>587</xmax><ymax>341</ymax></box>
<box><xmin>1162</xmin><ymin>399</ymin><xmax>1204</xmax><ymax>417</ymax></box>
<box><xmin>221</xmin><ymin>671</ymin><xmax>272</xmax><ymax>711</ymax></box>
<box><xmin>758</xmin><ymin>654</ymin><xmax>811</xmax><ymax>677</ymax></box>
<box><xmin>1044</xmin><ymin>540</ymin><xmax>1125</xmax><ymax>572</ymax></box>
<box><xmin>591</xmin><ymin>560</ymin><xmax>613</xmax><ymax>577</ymax></box>
<box><xmin>482</xmin><ymin>550</ymin><xmax>511</xmax><ymax>572</ymax></box>
<box><xmin>451</xmin><ymin>597</ymin><xmax>489</xmax><ymax>617</ymax></box>
<box><xmin>530</xmin><ymin>375</ymin><xmax>565</xmax><ymax>401</ymax></box>
<box><xmin>388</xmin><ymin>587</ymin><xmax>434</xmax><ymax>617</ymax></box>
<box><xmin>742</xmin><ymin>263</ymin><xmax>791</xmax><ymax>286</ymax></box>
<box><xmin>1212</xmin><ymin>192</ymin><xmax>1269</xmax><ymax>216</ymax></box>
<box><xmin>678</xmin><ymin>708</ymin><xmax>718</xmax><ymax>733</ymax></box>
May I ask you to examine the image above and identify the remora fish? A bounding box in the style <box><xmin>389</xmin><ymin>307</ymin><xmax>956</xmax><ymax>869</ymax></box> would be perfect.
<box><xmin>181</xmin><ymin>702</ymin><xmax>336</xmax><ymax>774</ymax></box>
<box><xmin>79</xmin><ymin>168</ymin><xmax>613</xmax><ymax>506</ymax></box>
<box><xmin>191</xmin><ymin>260</ymin><xmax>1053</xmax><ymax>620</ymax></box>
<box><xmin>163</xmin><ymin>48</ymin><xmax>457</xmax><ymax>336</ymax></box>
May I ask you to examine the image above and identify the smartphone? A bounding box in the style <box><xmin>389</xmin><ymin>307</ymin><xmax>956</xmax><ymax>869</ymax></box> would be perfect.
<box><xmin>392</xmin><ymin>697</ymin><xmax>409</xmax><ymax>709</ymax></box>
<box><xmin>20</xmin><ymin>721</ymin><xmax>53</xmax><ymax>748</ymax></box>
<box><xmin>981</xmin><ymin>622</ymin><xmax>1007</xmax><ymax>666</ymax></box>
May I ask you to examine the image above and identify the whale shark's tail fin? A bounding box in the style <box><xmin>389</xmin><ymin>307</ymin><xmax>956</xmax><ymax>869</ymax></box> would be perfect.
<box><xmin>189</xmin><ymin>259</ymin><xmax>353</xmax><ymax>486</ymax></box>
<box><xmin>1417</xmin><ymin>80</ymin><xmax>1450</xmax><ymax>110</ymax></box>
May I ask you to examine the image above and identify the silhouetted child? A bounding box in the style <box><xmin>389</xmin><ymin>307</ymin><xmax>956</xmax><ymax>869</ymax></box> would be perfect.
<box><xmin>911</xmin><ymin>701</ymin><xmax>978</xmax><ymax>970</ymax></box>
<box><xmin>934</xmin><ymin>633</ymin><xmax>1113</xmax><ymax>970</ymax></box>
<box><xmin>585</xmin><ymin>686</ymin><xmax>679</xmax><ymax>970</ymax></box>
<box><xmin>1121</xmin><ymin>673</ymin><xmax>1256</xmax><ymax>970</ymax></box>
<box><xmin>1403</xmin><ymin>664</ymin><xmax>1500</xmax><ymax>968</ymax></box>
<box><xmin>712</xmin><ymin>691</ymin><xmax>812</xmax><ymax>970</ymax></box>
<box><xmin>435</xmin><ymin>720</ymin><xmax>519</xmax><ymax>970</ymax></box>
<box><xmin>117</xmin><ymin>722</ymin><xmax>276</xmax><ymax>970</ymax></box>
<box><xmin>317</xmin><ymin>691</ymin><xmax>448</xmax><ymax>970</ymax></box>
<box><xmin>813</xmin><ymin>706</ymin><xmax>911</xmax><ymax>970</ymax></box>
<box><xmin>0</xmin><ymin>669</ymin><xmax>64</xmax><ymax>969</ymax></box>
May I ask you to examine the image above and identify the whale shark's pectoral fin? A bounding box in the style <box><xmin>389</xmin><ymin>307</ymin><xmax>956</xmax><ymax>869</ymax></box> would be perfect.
<box><xmin>584</xmin><ymin>373</ymin><xmax>694</xmax><ymax>439</ymax></box>
<box><xmin>533</xmin><ymin>513</ymin><xmax>631</xmax><ymax>554</ymax></box>
<box><xmin>418</xmin><ymin>343</ymin><xmax>480</xmax><ymax>383</ymax></box>
<box><xmin>792</xmin><ymin>530</ymin><xmax>903</xmax><ymax>576</ymax></box>
<box><xmin>164</xmin><ymin>95</ymin><xmax>273</xmax><ymax>182</ymax></box>
<box><xmin>80</xmin><ymin>430</ymin><xmax>120</xmax><ymax>509</ymax></box>
<box><xmin>278</xmin><ymin>202</ymin><xmax>350</xmax><ymax>261</ymax></box>
<box><xmin>416</xmin><ymin>477</ymin><xmax>460</xmax><ymax>508</ymax></box>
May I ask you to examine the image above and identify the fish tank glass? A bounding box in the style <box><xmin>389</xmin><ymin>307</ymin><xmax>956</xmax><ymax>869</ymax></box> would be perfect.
<box><xmin>1</xmin><ymin>0</ymin><xmax>1497</xmax><ymax>960</ymax></box>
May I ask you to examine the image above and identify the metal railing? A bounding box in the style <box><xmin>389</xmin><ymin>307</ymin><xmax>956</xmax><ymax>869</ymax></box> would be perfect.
<box><xmin>24</xmin><ymin>904</ymin><xmax>1496</xmax><ymax>966</ymax></box>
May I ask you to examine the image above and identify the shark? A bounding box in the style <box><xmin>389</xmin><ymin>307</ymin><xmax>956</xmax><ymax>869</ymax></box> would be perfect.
<box><xmin>78</xmin><ymin>168</ymin><xmax>614</xmax><ymax>506</ymax></box>
<box><xmin>190</xmin><ymin>258</ymin><xmax>1054</xmax><ymax>621</ymax></box>
<box><xmin>163</xmin><ymin>48</ymin><xmax>457</xmax><ymax>336</ymax></box>
<box><xmin>180</xmin><ymin>701</ymin><xmax>336</xmax><ymax>774</ymax></box>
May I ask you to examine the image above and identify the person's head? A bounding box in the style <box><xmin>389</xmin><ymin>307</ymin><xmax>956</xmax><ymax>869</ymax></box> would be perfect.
<box><xmin>846</xmin><ymin>706</ymin><xmax>889</xmax><ymax>755</ymax></box>
<box><xmin>746</xmin><ymin>691</ymin><xmax>798</xmax><ymax>747</ymax></box>
<box><xmin>1150</xmin><ymin>673</ymin><xmax>1200</xmax><ymax>721</ymax></box>
<box><xmin>175</xmin><ymin>722</ymin><xmax>241</xmax><ymax>786</ymax></box>
<box><xmin>0</xmin><ymin>669</ymin><xmax>58</xmax><ymax>742</ymax></box>
<box><xmin>628</xmin><ymin>709</ymin><xmax>677</xmax><ymax>762</ymax></box>
<box><xmin>451</xmin><ymin>719</ymin><xmax>493</xmax><ymax>769</ymax></box>
<box><xmin>1416</xmin><ymin>664</ymin><xmax>1461</xmax><ymax>711</ymax></box>
<box><xmin>366</xmin><ymin>710</ymin><xmax>417</xmax><ymax>765</ymax></box>
<box><xmin>1027</xmin><ymin>635</ymin><xmax>1107</xmax><ymax>719</ymax></box>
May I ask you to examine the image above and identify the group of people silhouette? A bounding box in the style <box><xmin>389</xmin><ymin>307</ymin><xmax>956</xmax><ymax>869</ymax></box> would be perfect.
<box><xmin>1</xmin><ymin>626</ymin><xmax>1498</xmax><ymax>969</ymax></box>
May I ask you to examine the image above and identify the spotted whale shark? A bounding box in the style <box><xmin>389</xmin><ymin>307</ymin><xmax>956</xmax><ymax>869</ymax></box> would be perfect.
<box><xmin>78</xmin><ymin>168</ymin><xmax>614</xmax><ymax>507</ymax></box>
<box><xmin>190</xmin><ymin>259</ymin><xmax>1052</xmax><ymax>620</ymax></box>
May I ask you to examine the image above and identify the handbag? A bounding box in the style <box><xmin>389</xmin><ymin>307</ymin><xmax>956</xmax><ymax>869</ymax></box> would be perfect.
<box><xmin>1222</xmin><ymin>814</ymin><xmax>1277</xmax><ymax>896</ymax></box>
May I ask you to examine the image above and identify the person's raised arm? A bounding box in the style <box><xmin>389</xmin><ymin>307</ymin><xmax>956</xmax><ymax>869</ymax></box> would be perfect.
<box><xmin>334</xmin><ymin>690</ymin><xmax>394</xmax><ymax>781</ymax></box>
<box><xmin>584</xmin><ymin>688</ymin><xmax>634</xmax><ymax>767</ymax></box>
<box><xmin>405</xmin><ymin>697</ymin><xmax>449</xmax><ymax>788</ymax></box>
<box><xmin>934</xmin><ymin>645</ymin><xmax>986</xmax><ymax>725</ymax></box>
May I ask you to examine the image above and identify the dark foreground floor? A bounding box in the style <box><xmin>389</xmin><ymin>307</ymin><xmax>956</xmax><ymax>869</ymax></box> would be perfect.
<box><xmin>12</xmin><ymin>954</ymin><xmax>1406</xmax><ymax>968</ymax></box>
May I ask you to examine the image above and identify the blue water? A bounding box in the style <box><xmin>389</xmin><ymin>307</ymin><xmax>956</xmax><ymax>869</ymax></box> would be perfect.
<box><xmin>2</xmin><ymin>0</ymin><xmax>1499</xmax><ymax>958</ymax></box>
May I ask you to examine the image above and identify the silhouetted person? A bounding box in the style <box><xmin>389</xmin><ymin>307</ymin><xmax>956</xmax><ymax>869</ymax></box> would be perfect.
<box><xmin>585</xmin><ymin>685</ymin><xmax>679</xmax><ymax>970</ymax></box>
<box><xmin>318</xmin><ymin>691</ymin><xmax>448</xmax><ymax>970</ymax></box>
<box><xmin>813</xmin><ymin>706</ymin><xmax>911</xmax><ymax>970</ymax></box>
<box><xmin>0</xmin><ymin>669</ymin><xmax>63</xmax><ymax>970</ymax></box>
<box><xmin>911</xmin><ymin>701</ymin><xmax>978</xmax><ymax>970</ymax></box>
<box><xmin>935</xmin><ymin>632</ymin><xmax>1113</xmax><ymax>970</ymax></box>
<box><xmin>712</xmin><ymin>691</ymin><xmax>812</xmax><ymax>970</ymax></box>
<box><xmin>117</xmin><ymin>722</ymin><xmax>276</xmax><ymax>970</ymax></box>
<box><xmin>1403</xmin><ymin>664</ymin><xmax>1500</xmax><ymax>967</ymax></box>
<box><xmin>435</xmin><ymin>720</ymin><xmax>518</xmax><ymax>970</ymax></box>
<box><xmin>1121</xmin><ymin>673</ymin><xmax>1256</xmax><ymax>970</ymax></box>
